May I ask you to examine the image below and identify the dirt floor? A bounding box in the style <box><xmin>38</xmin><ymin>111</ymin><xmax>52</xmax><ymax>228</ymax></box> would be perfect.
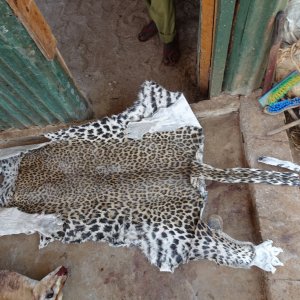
<box><xmin>36</xmin><ymin>0</ymin><xmax>201</xmax><ymax>118</ymax></box>
<box><xmin>0</xmin><ymin>1</ymin><xmax>267</xmax><ymax>299</ymax></box>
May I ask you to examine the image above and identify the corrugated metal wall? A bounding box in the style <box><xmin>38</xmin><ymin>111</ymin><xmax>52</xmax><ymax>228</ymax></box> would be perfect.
<box><xmin>199</xmin><ymin>0</ymin><xmax>288</xmax><ymax>97</ymax></box>
<box><xmin>223</xmin><ymin>0</ymin><xmax>288</xmax><ymax>95</ymax></box>
<box><xmin>0</xmin><ymin>1</ymin><xmax>92</xmax><ymax>131</ymax></box>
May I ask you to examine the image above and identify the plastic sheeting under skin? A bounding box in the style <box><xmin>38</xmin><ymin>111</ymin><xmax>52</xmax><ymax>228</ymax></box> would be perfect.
<box><xmin>126</xmin><ymin>94</ymin><xmax>201</xmax><ymax>140</ymax></box>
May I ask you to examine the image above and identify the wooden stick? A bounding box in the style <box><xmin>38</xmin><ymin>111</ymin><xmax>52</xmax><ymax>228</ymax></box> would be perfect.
<box><xmin>262</xmin><ymin>11</ymin><xmax>285</xmax><ymax>95</ymax></box>
<box><xmin>267</xmin><ymin>119</ymin><xmax>300</xmax><ymax>135</ymax></box>
<box><xmin>287</xmin><ymin>108</ymin><xmax>299</xmax><ymax>120</ymax></box>
<box><xmin>198</xmin><ymin>0</ymin><xmax>216</xmax><ymax>97</ymax></box>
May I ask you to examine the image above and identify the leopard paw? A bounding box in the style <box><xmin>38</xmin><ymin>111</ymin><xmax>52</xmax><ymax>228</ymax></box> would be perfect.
<box><xmin>35</xmin><ymin>213</ymin><xmax>63</xmax><ymax>237</ymax></box>
<box><xmin>250</xmin><ymin>240</ymin><xmax>283</xmax><ymax>273</ymax></box>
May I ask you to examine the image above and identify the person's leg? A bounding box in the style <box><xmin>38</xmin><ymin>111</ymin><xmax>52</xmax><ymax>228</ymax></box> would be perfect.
<box><xmin>139</xmin><ymin>0</ymin><xmax>180</xmax><ymax>65</ymax></box>
<box><xmin>148</xmin><ymin>0</ymin><xmax>176</xmax><ymax>44</ymax></box>
<box><xmin>138</xmin><ymin>0</ymin><xmax>158</xmax><ymax>42</ymax></box>
<box><xmin>138</xmin><ymin>21</ymin><xmax>158</xmax><ymax>42</ymax></box>
<box><xmin>149</xmin><ymin>0</ymin><xmax>180</xmax><ymax>65</ymax></box>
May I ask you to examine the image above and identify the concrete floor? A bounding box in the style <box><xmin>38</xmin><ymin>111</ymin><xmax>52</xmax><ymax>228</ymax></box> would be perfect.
<box><xmin>239</xmin><ymin>96</ymin><xmax>300</xmax><ymax>299</ymax></box>
<box><xmin>0</xmin><ymin>1</ymin><xmax>267</xmax><ymax>299</ymax></box>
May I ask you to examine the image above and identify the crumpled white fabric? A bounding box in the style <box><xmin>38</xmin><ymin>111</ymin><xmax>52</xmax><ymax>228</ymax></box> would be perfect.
<box><xmin>126</xmin><ymin>94</ymin><xmax>200</xmax><ymax>140</ymax></box>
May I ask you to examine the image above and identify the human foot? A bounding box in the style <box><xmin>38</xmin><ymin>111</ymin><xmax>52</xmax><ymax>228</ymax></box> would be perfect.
<box><xmin>163</xmin><ymin>36</ymin><xmax>180</xmax><ymax>66</ymax></box>
<box><xmin>138</xmin><ymin>21</ymin><xmax>158</xmax><ymax>42</ymax></box>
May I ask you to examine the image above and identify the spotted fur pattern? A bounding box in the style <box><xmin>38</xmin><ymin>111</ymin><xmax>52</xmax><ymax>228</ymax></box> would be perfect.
<box><xmin>0</xmin><ymin>156</ymin><xmax>22</xmax><ymax>206</ymax></box>
<box><xmin>7</xmin><ymin>127</ymin><xmax>261</xmax><ymax>272</ymax></box>
<box><xmin>1</xmin><ymin>81</ymin><xmax>299</xmax><ymax>273</ymax></box>
<box><xmin>191</xmin><ymin>161</ymin><xmax>300</xmax><ymax>186</ymax></box>
<box><xmin>258</xmin><ymin>156</ymin><xmax>300</xmax><ymax>173</ymax></box>
<box><xmin>45</xmin><ymin>80</ymin><xmax>181</xmax><ymax>142</ymax></box>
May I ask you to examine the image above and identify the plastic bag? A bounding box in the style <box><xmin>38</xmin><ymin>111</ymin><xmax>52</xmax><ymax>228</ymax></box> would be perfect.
<box><xmin>282</xmin><ymin>0</ymin><xmax>300</xmax><ymax>45</ymax></box>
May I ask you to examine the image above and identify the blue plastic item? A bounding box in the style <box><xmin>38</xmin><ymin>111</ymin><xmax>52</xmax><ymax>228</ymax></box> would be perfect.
<box><xmin>264</xmin><ymin>97</ymin><xmax>300</xmax><ymax>114</ymax></box>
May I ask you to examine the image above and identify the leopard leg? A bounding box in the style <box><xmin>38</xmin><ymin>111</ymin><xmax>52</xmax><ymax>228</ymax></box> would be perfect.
<box><xmin>0</xmin><ymin>156</ymin><xmax>22</xmax><ymax>206</ymax></box>
<box><xmin>190</xmin><ymin>222</ymin><xmax>283</xmax><ymax>273</ymax></box>
<box><xmin>0</xmin><ymin>207</ymin><xmax>63</xmax><ymax>237</ymax></box>
<box><xmin>258</xmin><ymin>156</ymin><xmax>300</xmax><ymax>173</ymax></box>
<box><xmin>44</xmin><ymin>114</ymin><xmax>126</xmax><ymax>142</ymax></box>
<box><xmin>123</xmin><ymin>80</ymin><xmax>182</xmax><ymax>122</ymax></box>
<box><xmin>45</xmin><ymin>81</ymin><xmax>184</xmax><ymax>142</ymax></box>
<box><xmin>191</xmin><ymin>161</ymin><xmax>300</xmax><ymax>186</ymax></box>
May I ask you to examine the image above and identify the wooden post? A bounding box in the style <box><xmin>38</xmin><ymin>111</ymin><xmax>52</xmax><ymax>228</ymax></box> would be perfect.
<box><xmin>197</xmin><ymin>0</ymin><xmax>216</xmax><ymax>97</ymax></box>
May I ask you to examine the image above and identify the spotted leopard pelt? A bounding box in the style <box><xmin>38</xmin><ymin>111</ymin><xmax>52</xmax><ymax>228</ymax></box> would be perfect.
<box><xmin>1</xmin><ymin>81</ymin><xmax>299</xmax><ymax>272</ymax></box>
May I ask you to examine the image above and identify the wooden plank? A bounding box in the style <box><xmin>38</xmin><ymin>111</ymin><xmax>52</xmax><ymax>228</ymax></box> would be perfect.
<box><xmin>191</xmin><ymin>95</ymin><xmax>240</xmax><ymax>118</ymax></box>
<box><xmin>262</xmin><ymin>11</ymin><xmax>285</xmax><ymax>94</ymax></box>
<box><xmin>198</xmin><ymin>0</ymin><xmax>216</xmax><ymax>97</ymax></box>
<box><xmin>223</xmin><ymin>0</ymin><xmax>288</xmax><ymax>95</ymax></box>
<box><xmin>6</xmin><ymin>0</ymin><xmax>57</xmax><ymax>60</ymax></box>
<box><xmin>0</xmin><ymin>137</ymin><xmax>49</xmax><ymax>150</ymax></box>
<box><xmin>0</xmin><ymin>119</ymin><xmax>85</xmax><ymax>142</ymax></box>
<box><xmin>209</xmin><ymin>0</ymin><xmax>236</xmax><ymax>98</ymax></box>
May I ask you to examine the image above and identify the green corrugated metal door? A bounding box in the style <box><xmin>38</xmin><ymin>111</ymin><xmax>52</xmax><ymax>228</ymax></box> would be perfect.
<box><xmin>223</xmin><ymin>0</ymin><xmax>288</xmax><ymax>95</ymax></box>
<box><xmin>198</xmin><ymin>0</ymin><xmax>288</xmax><ymax>98</ymax></box>
<box><xmin>0</xmin><ymin>1</ymin><xmax>92</xmax><ymax>131</ymax></box>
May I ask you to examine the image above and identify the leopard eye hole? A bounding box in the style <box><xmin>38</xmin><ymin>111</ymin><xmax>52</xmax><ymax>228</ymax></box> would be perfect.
<box><xmin>45</xmin><ymin>289</ymin><xmax>54</xmax><ymax>299</ymax></box>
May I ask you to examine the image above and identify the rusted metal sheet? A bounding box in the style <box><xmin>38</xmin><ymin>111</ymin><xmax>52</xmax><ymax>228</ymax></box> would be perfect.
<box><xmin>223</xmin><ymin>0</ymin><xmax>288</xmax><ymax>95</ymax></box>
<box><xmin>0</xmin><ymin>1</ymin><xmax>92</xmax><ymax>131</ymax></box>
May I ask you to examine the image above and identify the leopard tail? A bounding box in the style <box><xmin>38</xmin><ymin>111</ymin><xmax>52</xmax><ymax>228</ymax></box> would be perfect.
<box><xmin>190</xmin><ymin>161</ymin><xmax>300</xmax><ymax>186</ymax></box>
